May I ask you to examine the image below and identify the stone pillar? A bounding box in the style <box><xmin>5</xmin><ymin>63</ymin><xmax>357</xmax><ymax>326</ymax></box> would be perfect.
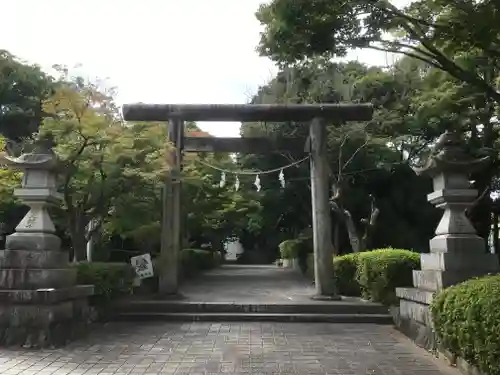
<box><xmin>0</xmin><ymin>141</ymin><xmax>93</xmax><ymax>348</ymax></box>
<box><xmin>309</xmin><ymin>118</ymin><xmax>339</xmax><ymax>299</ymax></box>
<box><xmin>394</xmin><ymin>131</ymin><xmax>499</xmax><ymax>349</ymax></box>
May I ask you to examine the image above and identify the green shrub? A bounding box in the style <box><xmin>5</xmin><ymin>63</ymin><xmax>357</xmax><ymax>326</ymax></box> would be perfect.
<box><xmin>139</xmin><ymin>250</ymin><xmax>220</xmax><ymax>293</ymax></box>
<box><xmin>356</xmin><ymin>248</ymin><xmax>420</xmax><ymax>305</ymax></box>
<box><xmin>431</xmin><ymin>275</ymin><xmax>500</xmax><ymax>375</ymax></box>
<box><xmin>333</xmin><ymin>253</ymin><xmax>362</xmax><ymax>296</ymax></box>
<box><xmin>73</xmin><ymin>262</ymin><xmax>135</xmax><ymax>300</ymax></box>
<box><xmin>181</xmin><ymin>249</ymin><xmax>218</xmax><ymax>276</ymax></box>
<box><xmin>279</xmin><ymin>239</ymin><xmax>301</xmax><ymax>259</ymax></box>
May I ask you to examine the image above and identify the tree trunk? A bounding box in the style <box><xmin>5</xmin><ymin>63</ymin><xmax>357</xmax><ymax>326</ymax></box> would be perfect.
<box><xmin>343</xmin><ymin>210</ymin><xmax>362</xmax><ymax>252</ymax></box>
<box><xmin>72</xmin><ymin>229</ymin><xmax>87</xmax><ymax>261</ymax></box>
<box><xmin>69</xmin><ymin>215</ymin><xmax>88</xmax><ymax>262</ymax></box>
<box><xmin>493</xmin><ymin>213</ymin><xmax>499</xmax><ymax>254</ymax></box>
<box><xmin>333</xmin><ymin>222</ymin><xmax>340</xmax><ymax>255</ymax></box>
<box><xmin>468</xmin><ymin>171</ymin><xmax>493</xmax><ymax>249</ymax></box>
<box><xmin>361</xmin><ymin>197</ymin><xmax>380</xmax><ymax>251</ymax></box>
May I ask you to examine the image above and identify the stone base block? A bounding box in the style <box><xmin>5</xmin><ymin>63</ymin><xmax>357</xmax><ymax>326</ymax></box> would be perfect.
<box><xmin>421</xmin><ymin>252</ymin><xmax>499</xmax><ymax>272</ymax></box>
<box><xmin>396</xmin><ymin>287</ymin><xmax>434</xmax><ymax>305</ymax></box>
<box><xmin>0</xmin><ymin>289</ymin><xmax>93</xmax><ymax>348</ymax></box>
<box><xmin>429</xmin><ymin>234</ymin><xmax>485</xmax><ymax>254</ymax></box>
<box><xmin>413</xmin><ymin>269</ymin><xmax>494</xmax><ymax>292</ymax></box>
<box><xmin>391</xmin><ymin>305</ymin><xmax>436</xmax><ymax>352</ymax></box>
<box><xmin>0</xmin><ymin>268</ymin><xmax>76</xmax><ymax>289</ymax></box>
<box><xmin>6</xmin><ymin>232</ymin><xmax>61</xmax><ymax>251</ymax></box>
<box><xmin>0</xmin><ymin>285</ymin><xmax>93</xmax><ymax>304</ymax></box>
<box><xmin>399</xmin><ymin>298</ymin><xmax>432</xmax><ymax>326</ymax></box>
<box><xmin>0</xmin><ymin>249</ymin><xmax>68</xmax><ymax>268</ymax></box>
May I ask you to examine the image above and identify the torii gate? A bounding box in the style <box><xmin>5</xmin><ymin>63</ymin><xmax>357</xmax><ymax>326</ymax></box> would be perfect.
<box><xmin>122</xmin><ymin>103</ymin><xmax>373</xmax><ymax>299</ymax></box>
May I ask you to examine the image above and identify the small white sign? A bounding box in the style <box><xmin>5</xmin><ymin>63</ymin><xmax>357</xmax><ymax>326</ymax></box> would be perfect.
<box><xmin>130</xmin><ymin>253</ymin><xmax>154</xmax><ymax>279</ymax></box>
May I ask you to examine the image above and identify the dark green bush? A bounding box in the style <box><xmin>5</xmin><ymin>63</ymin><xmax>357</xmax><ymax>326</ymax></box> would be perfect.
<box><xmin>356</xmin><ymin>248</ymin><xmax>420</xmax><ymax>304</ymax></box>
<box><xmin>181</xmin><ymin>249</ymin><xmax>217</xmax><ymax>276</ymax></box>
<box><xmin>73</xmin><ymin>262</ymin><xmax>135</xmax><ymax>300</ymax></box>
<box><xmin>333</xmin><ymin>253</ymin><xmax>362</xmax><ymax>296</ymax></box>
<box><xmin>279</xmin><ymin>239</ymin><xmax>301</xmax><ymax>259</ymax></box>
<box><xmin>138</xmin><ymin>250</ymin><xmax>221</xmax><ymax>293</ymax></box>
<box><xmin>431</xmin><ymin>275</ymin><xmax>500</xmax><ymax>375</ymax></box>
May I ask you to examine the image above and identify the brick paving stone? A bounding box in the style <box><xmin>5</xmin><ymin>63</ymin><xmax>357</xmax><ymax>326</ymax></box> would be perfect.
<box><xmin>0</xmin><ymin>322</ymin><xmax>461</xmax><ymax>375</ymax></box>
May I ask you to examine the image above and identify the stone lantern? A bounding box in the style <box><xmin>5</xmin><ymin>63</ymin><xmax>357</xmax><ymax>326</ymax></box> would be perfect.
<box><xmin>0</xmin><ymin>135</ymin><xmax>93</xmax><ymax>348</ymax></box>
<box><xmin>394</xmin><ymin>131</ymin><xmax>499</xmax><ymax>348</ymax></box>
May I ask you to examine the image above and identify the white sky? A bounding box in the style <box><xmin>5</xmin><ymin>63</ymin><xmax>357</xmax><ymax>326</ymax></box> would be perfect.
<box><xmin>1</xmin><ymin>0</ymin><xmax>404</xmax><ymax>137</ymax></box>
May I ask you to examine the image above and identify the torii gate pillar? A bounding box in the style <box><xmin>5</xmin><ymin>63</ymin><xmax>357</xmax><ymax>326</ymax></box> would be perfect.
<box><xmin>309</xmin><ymin>118</ymin><xmax>339</xmax><ymax>299</ymax></box>
<box><xmin>158</xmin><ymin>117</ymin><xmax>183</xmax><ymax>296</ymax></box>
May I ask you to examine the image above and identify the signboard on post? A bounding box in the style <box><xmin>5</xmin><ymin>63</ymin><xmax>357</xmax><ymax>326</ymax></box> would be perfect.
<box><xmin>130</xmin><ymin>253</ymin><xmax>154</xmax><ymax>279</ymax></box>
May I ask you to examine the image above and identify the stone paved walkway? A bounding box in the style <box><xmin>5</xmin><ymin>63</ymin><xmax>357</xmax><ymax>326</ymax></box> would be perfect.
<box><xmin>0</xmin><ymin>322</ymin><xmax>458</xmax><ymax>375</ymax></box>
<box><xmin>179</xmin><ymin>265</ymin><xmax>320</xmax><ymax>303</ymax></box>
<box><xmin>0</xmin><ymin>265</ymin><xmax>461</xmax><ymax>375</ymax></box>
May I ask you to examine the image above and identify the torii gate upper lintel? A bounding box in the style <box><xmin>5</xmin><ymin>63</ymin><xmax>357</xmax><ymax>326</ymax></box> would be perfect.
<box><xmin>122</xmin><ymin>103</ymin><xmax>373</xmax><ymax>299</ymax></box>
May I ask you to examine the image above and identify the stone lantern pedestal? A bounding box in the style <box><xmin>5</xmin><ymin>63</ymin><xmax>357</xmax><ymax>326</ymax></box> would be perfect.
<box><xmin>0</xmin><ymin>144</ymin><xmax>93</xmax><ymax>348</ymax></box>
<box><xmin>394</xmin><ymin>131</ymin><xmax>499</xmax><ymax>349</ymax></box>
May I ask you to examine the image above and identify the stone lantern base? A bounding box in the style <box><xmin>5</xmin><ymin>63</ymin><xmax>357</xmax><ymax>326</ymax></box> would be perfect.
<box><xmin>0</xmin><ymin>240</ymin><xmax>93</xmax><ymax>348</ymax></box>
<box><xmin>394</xmin><ymin>247</ymin><xmax>499</xmax><ymax>350</ymax></box>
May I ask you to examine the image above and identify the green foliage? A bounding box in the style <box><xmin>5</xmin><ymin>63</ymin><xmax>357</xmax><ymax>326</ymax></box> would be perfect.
<box><xmin>242</xmin><ymin>60</ymin><xmax>438</xmax><ymax>255</ymax></box>
<box><xmin>182</xmin><ymin>154</ymin><xmax>264</xmax><ymax>250</ymax></box>
<box><xmin>279</xmin><ymin>239</ymin><xmax>301</xmax><ymax>259</ymax></box>
<box><xmin>180</xmin><ymin>249</ymin><xmax>220</xmax><ymax>277</ymax></box>
<box><xmin>308</xmin><ymin>249</ymin><xmax>419</xmax><ymax>302</ymax></box>
<box><xmin>143</xmin><ymin>250</ymin><xmax>221</xmax><ymax>293</ymax></box>
<box><xmin>0</xmin><ymin>50</ymin><xmax>54</xmax><ymax>140</ymax></box>
<box><xmin>256</xmin><ymin>0</ymin><xmax>500</xmax><ymax>103</ymax></box>
<box><xmin>431</xmin><ymin>275</ymin><xmax>500</xmax><ymax>375</ymax></box>
<box><xmin>73</xmin><ymin>262</ymin><xmax>135</xmax><ymax>300</ymax></box>
<box><xmin>333</xmin><ymin>253</ymin><xmax>362</xmax><ymax>296</ymax></box>
<box><xmin>40</xmin><ymin>68</ymin><xmax>169</xmax><ymax>260</ymax></box>
<box><xmin>0</xmin><ymin>136</ymin><xmax>23</xmax><ymax>232</ymax></box>
<box><xmin>356</xmin><ymin>249</ymin><xmax>420</xmax><ymax>305</ymax></box>
<box><xmin>255</xmin><ymin>0</ymin><xmax>500</xmax><ymax>246</ymax></box>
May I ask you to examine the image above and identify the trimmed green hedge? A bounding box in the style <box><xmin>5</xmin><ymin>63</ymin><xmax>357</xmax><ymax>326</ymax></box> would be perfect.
<box><xmin>279</xmin><ymin>239</ymin><xmax>301</xmax><ymax>259</ymax></box>
<box><xmin>356</xmin><ymin>249</ymin><xmax>420</xmax><ymax>305</ymax></box>
<box><xmin>307</xmin><ymin>248</ymin><xmax>420</xmax><ymax>304</ymax></box>
<box><xmin>73</xmin><ymin>262</ymin><xmax>135</xmax><ymax>300</ymax></box>
<box><xmin>333</xmin><ymin>253</ymin><xmax>362</xmax><ymax>297</ymax></box>
<box><xmin>431</xmin><ymin>275</ymin><xmax>500</xmax><ymax>375</ymax></box>
<box><xmin>181</xmin><ymin>249</ymin><xmax>219</xmax><ymax>277</ymax></box>
<box><xmin>143</xmin><ymin>249</ymin><xmax>222</xmax><ymax>293</ymax></box>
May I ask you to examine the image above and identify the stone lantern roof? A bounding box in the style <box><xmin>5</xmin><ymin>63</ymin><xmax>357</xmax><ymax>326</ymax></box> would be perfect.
<box><xmin>413</xmin><ymin>131</ymin><xmax>490</xmax><ymax>177</ymax></box>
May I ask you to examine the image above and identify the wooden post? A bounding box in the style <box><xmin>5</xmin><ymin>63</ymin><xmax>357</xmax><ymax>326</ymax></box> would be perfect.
<box><xmin>159</xmin><ymin>117</ymin><xmax>183</xmax><ymax>295</ymax></box>
<box><xmin>309</xmin><ymin>117</ymin><xmax>339</xmax><ymax>299</ymax></box>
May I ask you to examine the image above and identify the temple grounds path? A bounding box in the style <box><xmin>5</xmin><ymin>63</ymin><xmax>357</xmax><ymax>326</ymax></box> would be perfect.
<box><xmin>0</xmin><ymin>265</ymin><xmax>461</xmax><ymax>375</ymax></box>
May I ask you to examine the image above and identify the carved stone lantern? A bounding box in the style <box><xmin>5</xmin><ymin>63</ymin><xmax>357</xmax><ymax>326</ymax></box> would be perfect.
<box><xmin>0</xmin><ymin>137</ymin><xmax>93</xmax><ymax>348</ymax></box>
<box><xmin>394</xmin><ymin>131</ymin><xmax>499</xmax><ymax>349</ymax></box>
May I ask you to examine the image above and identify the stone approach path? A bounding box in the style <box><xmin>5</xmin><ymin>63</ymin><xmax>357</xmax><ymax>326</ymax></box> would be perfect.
<box><xmin>179</xmin><ymin>265</ymin><xmax>318</xmax><ymax>303</ymax></box>
<box><xmin>0</xmin><ymin>265</ymin><xmax>461</xmax><ymax>375</ymax></box>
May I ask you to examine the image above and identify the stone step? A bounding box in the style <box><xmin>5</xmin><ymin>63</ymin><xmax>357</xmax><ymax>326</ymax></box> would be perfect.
<box><xmin>113</xmin><ymin>300</ymin><xmax>389</xmax><ymax>315</ymax></box>
<box><xmin>111</xmin><ymin>312</ymin><xmax>394</xmax><ymax>324</ymax></box>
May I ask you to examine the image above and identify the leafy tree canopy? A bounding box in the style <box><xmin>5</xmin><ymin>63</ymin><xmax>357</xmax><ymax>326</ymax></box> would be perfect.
<box><xmin>0</xmin><ymin>50</ymin><xmax>53</xmax><ymax>140</ymax></box>
<box><xmin>256</xmin><ymin>0</ymin><xmax>500</xmax><ymax>102</ymax></box>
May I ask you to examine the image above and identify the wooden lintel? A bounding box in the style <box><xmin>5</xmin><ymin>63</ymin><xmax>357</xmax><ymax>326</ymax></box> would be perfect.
<box><xmin>183</xmin><ymin>137</ymin><xmax>305</xmax><ymax>153</ymax></box>
<box><xmin>122</xmin><ymin>103</ymin><xmax>373</xmax><ymax>122</ymax></box>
